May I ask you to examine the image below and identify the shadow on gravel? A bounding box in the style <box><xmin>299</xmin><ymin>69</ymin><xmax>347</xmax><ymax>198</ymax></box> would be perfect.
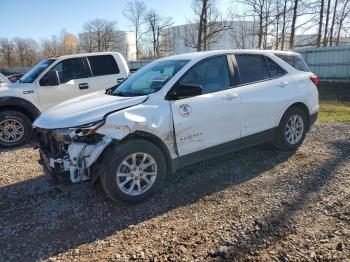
<box><xmin>213</xmin><ymin>141</ymin><xmax>350</xmax><ymax>260</ymax></box>
<box><xmin>0</xmin><ymin>144</ymin><xmax>293</xmax><ymax>261</ymax></box>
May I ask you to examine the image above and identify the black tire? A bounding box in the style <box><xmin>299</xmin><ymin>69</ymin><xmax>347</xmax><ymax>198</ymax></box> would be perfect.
<box><xmin>100</xmin><ymin>139</ymin><xmax>167</xmax><ymax>203</ymax></box>
<box><xmin>274</xmin><ymin>107</ymin><xmax>308</xmax><ymax>151</ymax></box>
<box><xmin>0</xmin><ymin>110</ymin><xmax>33</xmax><ymax>148</ymax></box>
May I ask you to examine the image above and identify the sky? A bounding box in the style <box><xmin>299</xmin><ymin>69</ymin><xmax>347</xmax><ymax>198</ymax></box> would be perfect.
<box><xmin>0</xmin><ymin>0</ymin><xmax>231</xmax><ymax>41</ymax></box>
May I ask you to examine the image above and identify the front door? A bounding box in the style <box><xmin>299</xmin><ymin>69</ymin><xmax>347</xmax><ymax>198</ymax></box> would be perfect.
<box><xmin>36</xmin><ymin>57</ymin><xmax>91</xmax><ymax>111</ymax></box>
<box><xmin>170</xmin><ymin>55</ymin><xmax>241</xmax><ymax>156</ymax></box>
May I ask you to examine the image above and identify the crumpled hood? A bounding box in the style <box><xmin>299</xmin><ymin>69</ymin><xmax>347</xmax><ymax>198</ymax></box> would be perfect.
<box><xmin>34</xmin><ymin>91</ymin><xmax>148</xmax><ymax>129</ymax></box>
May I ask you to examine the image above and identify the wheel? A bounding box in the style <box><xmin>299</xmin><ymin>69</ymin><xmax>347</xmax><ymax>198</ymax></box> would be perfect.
<box><xmin>274</xmin><ymin>107</ymin><xmax>307</xmax><ymax>151</ymax></box>
<box><xmin>0</xmin><ymin>110</ymin><xmax>33</xmax><ymax>148</ymax></box>
<box><xmin>100</xmin><ymin>139</ymin><xmax>167</xmax><ymax>203</ymax></box>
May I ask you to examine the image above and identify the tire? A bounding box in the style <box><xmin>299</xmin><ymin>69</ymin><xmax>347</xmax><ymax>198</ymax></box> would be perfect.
<box><xmin>100</xmin><ymin>139</ymin><xmax>167</xmax><ymax>203</ymax></box>
<box><xmin>274</xmin><ymin>107</ymin><xmax>308</xmax><ymax>151</ymax></box>
<box><xmin>0</xmin><ymin>110</ymin><xmax>33</xmax><ymax>148</ymax></box>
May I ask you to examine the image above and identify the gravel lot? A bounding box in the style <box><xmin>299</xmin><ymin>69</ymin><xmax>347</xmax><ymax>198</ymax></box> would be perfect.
<box><xmin>1</xmin><ymin>122</ymin><xmax>350</xmax><ymax>261</ymax></box>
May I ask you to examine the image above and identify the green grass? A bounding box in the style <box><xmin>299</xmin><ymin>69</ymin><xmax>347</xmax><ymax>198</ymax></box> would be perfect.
<box><xmin>318</xmin><ymin>101</ymin><xmax>350</xmax><ymax>123</ymax></box>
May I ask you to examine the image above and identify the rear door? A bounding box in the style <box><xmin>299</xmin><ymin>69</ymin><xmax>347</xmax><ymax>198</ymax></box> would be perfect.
<box><xmin>87</xmin><ymin>55</ymin><xmax>124</xmax><ymax>92</ymax></box>
<box><xmin>170</xmin><ymin>55</ymin><xmax>241</xmax><ymax>156</ymax></box>
<box><xmin>36</xmin><ymin>57</ymin><xmax>91</xmax><ymax>111</ymax></box>
<box><xmin>234</xmin><ymin>54</ymin><xmax>294</xmax><ymax>137</ymax></box>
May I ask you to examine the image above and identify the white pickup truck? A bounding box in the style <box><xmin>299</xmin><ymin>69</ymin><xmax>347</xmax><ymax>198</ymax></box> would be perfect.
<box><xmin>0</xmin><ymin>52</ymin><xmax>129</xmax><ymax>148</ymax></box>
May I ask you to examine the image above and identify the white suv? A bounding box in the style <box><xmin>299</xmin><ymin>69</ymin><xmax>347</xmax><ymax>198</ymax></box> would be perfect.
<box><xmin>0</xmin><ymin>52</ymin><xmax>129</xmax><ymax>148</ymax></box>
<box><xmin>34</xmin><ymin>50</ymin><xmax>319</xmax><ymax>203</ymax></box>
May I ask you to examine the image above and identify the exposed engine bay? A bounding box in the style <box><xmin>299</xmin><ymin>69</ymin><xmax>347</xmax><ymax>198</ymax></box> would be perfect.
<box><xmin>36</xmin><ymin>124</ymin><xmax>112</xmax><ymax>185</ymax></box>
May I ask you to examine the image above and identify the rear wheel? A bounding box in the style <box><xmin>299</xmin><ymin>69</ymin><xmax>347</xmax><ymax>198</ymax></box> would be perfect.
<box><xmin>100</xmin><ymin>139</ymin><xmax>167</xmax><ymax>203</ymax></box>
<box><xmin>274</xmin><ymin>107</ymin><xmax>307</xmax><ymax>151</ymax></box>
<box><xmin>0</xmin><ymin>110</ymin><xmax>33</xmax><ymax>148</ymax></box>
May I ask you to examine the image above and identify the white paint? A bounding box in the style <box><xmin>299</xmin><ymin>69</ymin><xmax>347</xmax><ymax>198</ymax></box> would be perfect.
<box><xmin>35</xmin><ymin>50</ymin><xmax>319</xmax><ymax>174</ymax></box>
<box><xmin>0</xmin><ymin>52</ymin><xmax>129</xmax><ymax>113</ymax></box>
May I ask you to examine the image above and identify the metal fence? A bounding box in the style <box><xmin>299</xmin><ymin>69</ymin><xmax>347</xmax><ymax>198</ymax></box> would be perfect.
<box><xmin>295</xmin><ymin>46</ymin><xmax>350</xmax><ymax>83</ymax></box>
<box><xmin>127</xmin><ymin>60</ymin><xmax>153</xmax><ymax>72</ymax></box>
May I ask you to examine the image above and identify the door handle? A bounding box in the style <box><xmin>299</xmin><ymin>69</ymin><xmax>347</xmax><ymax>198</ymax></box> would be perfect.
<box><xmin>223</xmin><ymin>93</ymin><xmax>238</xmax><ymax>101</ymax></box>
<box><xmin>79</xmin><ymin>83</ymin><xmax>89</xmax><ymax>89</ymax></box>
<box><xmin>278</xmin><ymin>81</ymin><xmax>288</xmax><ymax>88</ymax></box>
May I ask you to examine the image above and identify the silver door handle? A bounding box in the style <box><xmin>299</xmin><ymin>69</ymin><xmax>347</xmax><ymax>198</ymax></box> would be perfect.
<box><xmin>279</xmin><ymin>81</ymin><xmax>288</xmax><ymax>88</ymax></box>
<box><xmin>223</xmin><ymin>93</ymin><xmax>238</xmax><ymax>100</ymax></box>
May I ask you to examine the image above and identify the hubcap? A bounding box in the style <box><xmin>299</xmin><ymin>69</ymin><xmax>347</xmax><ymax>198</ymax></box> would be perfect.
<box><xmin>285</xmin><ymin>114</ymin><xmax>304</xmax><ymax>145</ymax></box>
<box><xmin>116</xmin><ymin>152</ymin><xmax>158</xmax><ymax>196</ymax></box>
<box><xmin>0</xmin><ymin>119</ymin><xmax>24</xmax><ymax>143</ymax></box>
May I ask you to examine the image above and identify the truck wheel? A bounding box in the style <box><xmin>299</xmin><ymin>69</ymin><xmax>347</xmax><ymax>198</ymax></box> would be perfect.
<box><xmin>274</xmin><ymin>107</ymin><xmax>307</xmax><ymax>151</ymax></box>
<box><xmin>0</xmin><ymin>110</ymin><xmax>33</xmax><ymax>148</ymax></box>
<box><xmin>100</xmin><ymin>139</ymin><xmax>167</xmax><ymax>203</ymax></box>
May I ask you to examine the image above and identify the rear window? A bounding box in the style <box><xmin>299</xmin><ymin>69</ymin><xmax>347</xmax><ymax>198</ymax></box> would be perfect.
<box><xmin>275</xmin><ymin>54</ymin><xmax>310</xmax><ymax>72</ymax></box>
<box><xmin>236</xmin><ymin>54</ymin><xmax>270</xmax><ymax>84</ymax></box>
<box><xmin>265</xmin><ymin>56</ymin><xmax>287</xmax><ymax>78</ymax></box>
<box><xmin>88</xmin><ymin>55</ymin><xmax>120</xmax><ymax>76</ymax></box>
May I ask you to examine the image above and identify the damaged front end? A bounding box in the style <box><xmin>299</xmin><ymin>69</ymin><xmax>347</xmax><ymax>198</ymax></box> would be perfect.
<box><xmin>35</xmin><ymin>120</ymin><xmax>112</xmax><ymax>188</ymax></box>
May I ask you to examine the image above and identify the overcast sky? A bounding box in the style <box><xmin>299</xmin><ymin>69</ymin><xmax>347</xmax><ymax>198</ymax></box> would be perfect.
<box><xmin>0</xmin><ymin>0</ymin><xmax>232</xmax><ymax>41</ymax></box>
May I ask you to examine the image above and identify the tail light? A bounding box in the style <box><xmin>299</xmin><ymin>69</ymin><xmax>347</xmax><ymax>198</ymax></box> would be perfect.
<box><xmin>310</xmin><ymin>75</ymin><xmax>319</xmax><ymax>86</ymax></box>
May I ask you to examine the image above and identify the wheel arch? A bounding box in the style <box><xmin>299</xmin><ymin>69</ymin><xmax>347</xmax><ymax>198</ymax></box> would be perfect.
<box><xmin>0</xmin><ymin>97</ymin><xmax>41</xmax><ymax>122</ymax></box>
<box><xmin>278</xmin><ymin>102</ymin><xmax>311</xmax><ymax>131</ymax></box>
<box><xmin>122</xmin><ymin>130</ymin><xmax>174</xmax><ymax>174</ymax></box>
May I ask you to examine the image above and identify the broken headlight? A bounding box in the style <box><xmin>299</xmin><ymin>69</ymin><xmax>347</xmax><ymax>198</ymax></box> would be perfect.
<box><xmin>73</xmin><ymin>119</ymin><xmax>105</xmax><ymax>138</ymax></box>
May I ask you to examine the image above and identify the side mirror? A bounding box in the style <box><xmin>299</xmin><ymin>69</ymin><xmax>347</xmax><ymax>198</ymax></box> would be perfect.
<box><xmin>40</xmin><ymin>71</ymin><xmax>59</xmax><ymax>86</ymax></box>
<box><xmin>167</xmin><ymin>83</ymin><xmax>203</xmax><ymax>100</ymax></box>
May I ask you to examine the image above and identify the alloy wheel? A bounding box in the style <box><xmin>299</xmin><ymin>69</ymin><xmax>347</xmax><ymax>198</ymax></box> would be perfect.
<box><xmin>285</xmin><ymin>114</ymin><xmax>304</xmax><ymax>145</ymax></box>
<box><xmin>0</xmin><ymin>119</ymin><xmax>24</xmax><ymax>144</ymax></box>
<box><xmin>116</xmin><ymin>152</ymin><xmax>158</xmax><ymax>196</ymax></box>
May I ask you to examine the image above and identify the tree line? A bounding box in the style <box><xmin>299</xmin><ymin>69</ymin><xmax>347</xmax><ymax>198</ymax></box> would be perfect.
<box><xmin>1</xmin><ymin>0</ymin><xmax>349</xmax><ymax>69</ymax></box>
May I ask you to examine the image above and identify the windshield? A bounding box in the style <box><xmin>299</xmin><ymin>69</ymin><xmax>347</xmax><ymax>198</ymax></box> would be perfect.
<box><xmin>112</xmin><ymin>59</ymin><xmax>189</xmax><ymax>96</ymax></box>
<box><xmin>19</xmin><ymin>59</ymin><xmax>56</xmax><ymax>83</ymax></box>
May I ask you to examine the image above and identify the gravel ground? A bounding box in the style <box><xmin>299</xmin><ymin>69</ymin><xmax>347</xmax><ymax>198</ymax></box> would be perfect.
<box><xmin>0</xmin><ymin>122</ymin><xmax>350</xmax><ymax>261</ymax></box>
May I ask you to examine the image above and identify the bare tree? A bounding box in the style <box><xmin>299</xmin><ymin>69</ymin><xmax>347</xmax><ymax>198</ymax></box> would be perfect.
<box><xmin>144</xmin><ymin>10</ymin><xmax>174</xmax><ymax>58</ymax></box>
<box><xmin>0</xmin><ymin>38</ymin><xmax>15</xmax><ymax>68</ymax></box>
<box><xmin>289</xmin><ymin>0</ymin><xmax>299</xmax><ymax>49</ymax></box>
<box><xmin>280</xmin><ymin>0</ymin><xmax>289</xmax><ymax>50</ymax></box>
<box><xmin>238</xmin><ymin>0</ymin><xmax>266</xmax><ymax>48</ymax></box>
<box><xmin>323</xmin><ymin>0</ymin><xmax>332</xmax><ymax>46</ymax></box>
<box><xmin>329</xmin><ymin>0</ymin><xmax>338</xmax><ymax>46</ymax></box>
<box><xmin>335</xmin><ymin>0</ymin><xmax>350</xmax><ymax>45</ymax></box>
<box><xmin>81</xmin><ymin>19</ymin><xmax>118</xmax><ymax>52</ymax></box>
<box><xmin>123</xmin><ymin>0</ymin><xmax>146</xmax><ymax>59</ymax></box>
<box><xmin>13</xmin><ymin>38</ymin><xmax>39</xmax><ymax>67</ymax></box>
<box><xmin>184</xmin><ymin>0</ymin><xmax>230</xmax><ymax>51</ymax></box>
<box><xmin>316</xmin><ymin>0</ymin><xmax>325</xmax><ymax>47</ymax></box>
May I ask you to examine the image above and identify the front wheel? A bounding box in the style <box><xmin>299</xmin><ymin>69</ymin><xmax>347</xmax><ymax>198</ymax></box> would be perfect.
<box><xmin>0</xmin><ymin>110</ymin><xmax>33</xmax><ymax>148</ymax></box>
<box><xmin>100</xmin><ymin>139</ymin><xmax>167</xmax><ymax>203</ymax></box>
<box><xmin>274</xmin><ymin>107</ymin><xmax>308</xmax><ymax>151</ymax></box>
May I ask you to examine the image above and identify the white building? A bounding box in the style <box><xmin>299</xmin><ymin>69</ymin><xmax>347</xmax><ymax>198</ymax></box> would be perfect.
<box><xmin>161</xmin><ymin>21</ymin><xmax>257</xmax><ymax>56</ymax></box>
<box><xmin>79</xmin><ymin>31</ymin><xmax>136</xmax><ymax>61</ymax></box>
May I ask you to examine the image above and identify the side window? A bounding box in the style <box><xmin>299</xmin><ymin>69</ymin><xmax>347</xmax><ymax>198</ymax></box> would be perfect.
<box><xmin>49</xmin><ymin>58</ymin><xmax>89</xmax><ymax>83</ymax></box>
<box><xmin>274</xmin><ymin>54</ymin><xmax>311</xmax><ymax>72</ymax></box>
<box><xmin>265</xmin><ymin>56</ymin><xmax>286</xmax><ymax>78</ymax></box>
<box><xmin>181</xmin><ymin>56</ymin><xmax>230</xmax><ymax>94</ymax></box>
<box><xmin>88</xmin><ymin>55</ymin><xmax>120</xmax><ymax>76</ymax></box>
<box><xmin>236</xmin><ymin>54</ymin><xmax>270</xmax><ymax>85</ymax></box>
